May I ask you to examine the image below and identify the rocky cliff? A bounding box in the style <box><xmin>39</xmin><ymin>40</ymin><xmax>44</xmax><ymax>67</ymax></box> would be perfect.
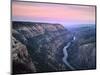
<box><xmin>12</xmin><ymin>36</ymin><xmax>36</xmax><ymax>74</ymax></box>
<box><xmin>12</xmin><ymin>21</ymin><xmax>72</xmax><ymax>74</ymax></box>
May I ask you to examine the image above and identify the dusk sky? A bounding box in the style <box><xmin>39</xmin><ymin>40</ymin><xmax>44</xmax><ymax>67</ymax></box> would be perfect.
<box><xmin>12</xmin><ymin>1</ymin><xmax>95</xmax><ymax>27</ymax></box>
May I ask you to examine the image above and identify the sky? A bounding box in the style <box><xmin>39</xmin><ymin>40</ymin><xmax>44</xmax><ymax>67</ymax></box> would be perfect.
<box><xmin>12</xmin><ymin>1</ymin><xmax>96</xmax><ymax>27</ymax></box>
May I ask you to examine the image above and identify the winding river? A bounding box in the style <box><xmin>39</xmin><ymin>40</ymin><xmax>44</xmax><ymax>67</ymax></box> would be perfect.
<box><xmin>62</xmin><ymin>36</ymin><xmax>76</xmax><ymax>70</ymax></box>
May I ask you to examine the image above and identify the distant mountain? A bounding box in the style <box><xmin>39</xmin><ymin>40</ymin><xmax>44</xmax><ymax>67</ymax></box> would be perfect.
<box><xmin>64</xmin><ymin>24</ymin><xmax>95</xmax><ymax>30</ymax></box>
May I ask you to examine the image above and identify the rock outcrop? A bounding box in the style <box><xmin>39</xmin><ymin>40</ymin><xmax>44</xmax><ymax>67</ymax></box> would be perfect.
<box><xmin>12</xmin><ymin>21</ymin><xmax>72</xmax><ymax>74</ymax></box>
<box><xmin>12</xmin><ymin>36</ymin><xmax>36</xmax><ymax>74</ymax></box>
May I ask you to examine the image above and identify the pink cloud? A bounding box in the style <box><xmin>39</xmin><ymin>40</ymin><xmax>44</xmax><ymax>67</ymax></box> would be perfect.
<box><xmin>12</xmin><ymin>1</ymin><xmax>95</xmax><ymax>23</ymax></box>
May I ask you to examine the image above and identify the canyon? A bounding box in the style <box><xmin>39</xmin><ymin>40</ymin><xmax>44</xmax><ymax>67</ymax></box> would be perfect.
<box><xmin>12</xmin><ymin>21</ymin><xmax>96</xmax><ymax>74</ymax></box>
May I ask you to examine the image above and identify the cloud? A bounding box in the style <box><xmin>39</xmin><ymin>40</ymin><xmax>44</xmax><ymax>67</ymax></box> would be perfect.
<box><xmin>12</xmin><ymin>1</ymin><xmax>95</xmax><ymax>24</ymax></box>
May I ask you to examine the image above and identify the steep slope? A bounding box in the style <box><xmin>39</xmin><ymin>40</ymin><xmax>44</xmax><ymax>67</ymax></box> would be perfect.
<box><xmin>12</xmin><ymin>21</ymin><xmax>73</xmax><ymax>73</ymax></box>
<box><xmin>77</xmin><ymin>43</ymin><xmax>96</xmax><ymax>69</ymax></box>
<box><xmin>67</xmin><ymin>26</ymin><xmax>96</xmax><ymax>70</ymax></box>
<box><xmin>12</xmin><ymin>36</ymin><xmax>36</xmax><ymax>74</ymax></box>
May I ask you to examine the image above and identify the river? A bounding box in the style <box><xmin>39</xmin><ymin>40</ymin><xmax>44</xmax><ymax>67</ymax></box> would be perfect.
<box><xmin>62</xmin><ymin>36</ymin><xmax>76</xmax><ymax>70</ymax></box>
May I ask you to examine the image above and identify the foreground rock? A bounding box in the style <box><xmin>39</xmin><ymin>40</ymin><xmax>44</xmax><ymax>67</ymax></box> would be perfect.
<box><xmin>12</xmin><ymin>36</ymin><xmax>36</xmax><ymax>74</ymax></box>
<box><xmin>12</xmin><ymin>21</ymin><xmax>72</xmax><ymax>74</ymax></box>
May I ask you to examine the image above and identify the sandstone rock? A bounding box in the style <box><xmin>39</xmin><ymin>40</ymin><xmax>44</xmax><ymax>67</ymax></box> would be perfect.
<box><xmin>12</xmin><ymin>21</ymin><xmax>72</xmax><ymax>73</ymax></box>
<box><xmin>12</xmin><ymin>36</ymin><xmax>36</xmax><ymax>74</ymax></box>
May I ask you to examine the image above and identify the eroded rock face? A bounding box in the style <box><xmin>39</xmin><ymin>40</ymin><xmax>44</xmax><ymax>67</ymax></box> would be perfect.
<box><xmin>77</xmin><ymin>43</ymin><xmax>96</xmax><ymax>69</ymax></box>
<box><xmin>12</xmin><ymin>36</ymin><xmax>36</xmax><ymax>74</ymax></box>
<box><xmin>12</xmin><ymin>21</ymin><xmax>72</xmax><ymax>73</ymax></box>
<box><xmin>66</xmin><ymin>26</ymin><xmax>96</xmax><ymax>70</ymax></box>
<box><xmin>12</xmin><ymin>21</ymin><xmax>96</xmax><ymax>74</ymax></box>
